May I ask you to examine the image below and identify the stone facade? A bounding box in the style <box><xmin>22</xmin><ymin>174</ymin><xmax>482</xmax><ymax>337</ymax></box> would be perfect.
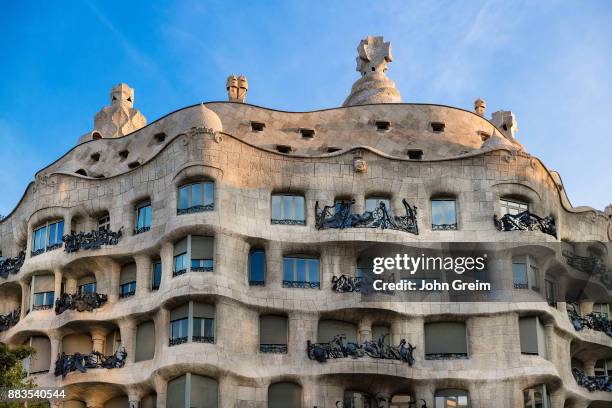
<box><xmin>0</xmin><ymin>37</ymin><xmax>611</xmax><ymax>408</ymax></box>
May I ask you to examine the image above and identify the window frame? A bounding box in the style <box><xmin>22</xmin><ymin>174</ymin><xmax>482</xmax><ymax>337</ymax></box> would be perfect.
<box><xmin>434</xmin><ymin>389</ymin><xmax>470</xmax><ymax>408</ymax></box>
<box><xmin>177</xmin><ymin>181</ymin><xmax>215</xmax><ymax>215</ymax></box>
<box><xmin>523</xmin><ymin>384</ymin><xmax>551</xmax><ymax>408</ymax></box>
<box><xmin>500</xmin><ymin>197</ymin><xmax>529</xmax><ymax>216</ymax></box>
<box><xmin>97</xmin><ymin>214</ymin><xmax>110</xmax><ymax>231</ymax></box>
<box><xmin>33</xmin><ymin>291</ymin><xmax>54</xmax><ymax>310</ymax></box>
<box><xmin>431</xmin><ymin>198</ymin><xmax>458</xmax><ymax>230</ymax></box>
<box><xmin>152</xmin><ymin>261</ymin><xmax>162</xmax><ymax>290</ymax></box>
<box><xmin>169</xmin><ymin>301</ymin><xmax>216</xmax><ymax>346</ymax></box>
<box><xmin>32</xmin><ymin>219</ymin><xmax>65</xmax><ymax>256</ymax></box>
<box><xmin>248</xmin><ymin>249</ymin><xmax>266</xmax><ymax>286</ymax></box>
<box><xmin>282</xmin><ymin>255</ymin><xmax>320</xmax><ymax>289</ymax></box>
<box><xmin>271</xmin><ymin>194</ymin><xmax>306</xmax><ymax>225</ymax></box>
<box><xmin>135</xmin><ymin>201</ymin><xmax>152</xmax><ymax>234</ymax></box>
<box><xmin>119</xmin><ymin>281</ymin><xmax>136</xmax><ymax>298</ymax></box>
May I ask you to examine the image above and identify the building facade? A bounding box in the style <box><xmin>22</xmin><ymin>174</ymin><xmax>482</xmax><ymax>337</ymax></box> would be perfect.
<box><xmin>0</xmin><ymin>36</ymin><xmax>611</xmax><ymax>408</ymax></box>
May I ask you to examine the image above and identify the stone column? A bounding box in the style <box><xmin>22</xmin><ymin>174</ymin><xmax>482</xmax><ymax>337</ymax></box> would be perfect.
<box><xmin>53</xmin><ymin>267</ymin><xmax>63</xmax><ymax>301</ymax></box>
<box><xmin>218</xmin><ymin>376</ymin><xmax>236</xmax><ymax>408</ymax></box>
<box><xmin>134</xmin><ymin>254</ymin><xmax>152</xmax><ymax>295</ymax></box>
<box><xmin>583</xmin><ymin>359</ymin><xmax>596</xmax><ymax>376</ymax></box>
<box><xmin>161</xmin><ymin>242</ymin><xmax>174</xmax><ymax>287</ymax></box>
<box><xmin>90</xmin><ymin>328</ymin><xmax>107</xmax><ymax>353</ymax></box>
<box><xmin>358</xmin><ymin>317</ymin><xmax>372</xmax><ymax>343</ymax></box>
<box><xmin>19</xmin><ymin>280</ymin><xmax>29</xmax><ymax>318</ymax></box>
<box><xmin>155</xmin><ymin>307</ymin><xmax>170</xmax><ymax>355</ymax></box>
<box><xmin>579</xmin><ymin>300</ymin><xmax>593</xmax><ymax>315</ymax></box>
<box><xmin>267</xmin><ymin>241</ymin><xmax>283</xmax><ymax>288</ymax></box>
<box><xmin>153</xmin><ymin>375</ymin><xmax>167</xmax><ymax>408</ymax></box>
<box><xmin>127</xmin><ymin>390</ymin><xmax>141</xmax><ymax>408</ymax></box>
<box><xmin>119</xmin><ymin>319</ymin><xmax>137</xmax><ymax>364</ymax></box>
<box><xmin>65</xmin><ymin>277</ymin><xmax>77</xmax><ymax>294</ymax></box>
<box><xmin>412</xmin><ymin>383</ymin><xmax>434</xmax><ymax>408</ymax></box>
<box><xmin>48</xmin><ymin>331</ymin><xmax>62</xmax><ymax>373</ymax></box>
<box><xmin>107</xmin><ymin>261</ymin><xmax>121</xmax><ymax>303</ymax></box>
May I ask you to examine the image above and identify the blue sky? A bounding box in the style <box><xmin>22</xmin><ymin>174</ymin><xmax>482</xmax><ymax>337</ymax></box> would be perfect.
<box><xmin>0</xmin><ymin>1</ymin><xmax>611</xmax><ymax>215</ymax></box>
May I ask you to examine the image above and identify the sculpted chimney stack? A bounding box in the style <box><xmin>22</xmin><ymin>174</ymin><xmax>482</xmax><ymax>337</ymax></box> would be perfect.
<box><xmin>227</xmin><ymin>74</ymin><xmax>248</xmax><ymax>103</ymax></box>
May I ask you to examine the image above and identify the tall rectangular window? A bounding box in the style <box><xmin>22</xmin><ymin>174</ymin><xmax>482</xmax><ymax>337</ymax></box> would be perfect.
<box><xmin>135</xmin><ymin>202</ymin><xmax>151</xmax><ymax>234</ymax></box>
<box><xmin>249</xmin><ymin>250</ymin><xmax>266</xmax><ymax>285</ymax></box>
<box><xmin>174</xmin><ymin>253</ymin><xmax>188</xmax><ymax>277</ymax></box>
<box><xmin>545</xmin><ymin>279</ymin><xmax>556</xmax><ymax>307</ymax></box>
<box><xmin>97</xmin><ymin>214</ymin><xmax>110</xmax><ymax>231</ymax></box>
<box><xmin>431</xmin><ymin>199</ymin><xmax>457</xmax><ymax>230</ymax></box>
<box><xmin>192</xmin><ymin>318</ymin><xmax>215</xmax><ymax>343</ymax></box>
<box><xmin>512</xmin><ymin>257</ymin><xmax>529</xmax><ymax>289</ymax></box>
<box><xmin>177</xmin><ymin>181</ymin><xmax>215</xmax><ymax>214</ymax></box>
<box><xmin>32</xmin><ymin>225</ymin><xmax>47</xmax><ymax>254</ymax></box>
<box><xmin>283</xmin><ymin>256</ymin><xmax>319</xmax><ymax>289</ymax></box>
<box><xmin>500</xmin><ymin>198</ymin><xmax>528</xmax><ymax>216</ymax></box>
<box><xmin>170</xmin><ymin>318</ymin><xmax>188</xmax><ymax>344</ymax></box>
<box><xmin>271</xmin><ymin>194</ymin><xmax>305</xmax><ymax>225</ymax></box>
<box><xmin>593</xmin><ymin>303</ymin><xmax>610</xmax><ymax>318</ymax></box>
<box><xmin>519</xmin><ymin>316</ymin><xmax>545</xmax><ymax>356</ymax></box>
<box><xmin>32</xmin><ymin>220</ymin><xmax>64</xmax><ymax>255</ymax></box>
<box><xmin>152</xmin><ymin>262</ymin><xmax>162</xmax><ymax>290</ymax></box>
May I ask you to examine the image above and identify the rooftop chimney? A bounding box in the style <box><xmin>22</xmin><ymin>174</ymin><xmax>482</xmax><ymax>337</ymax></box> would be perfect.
<box><xmin>227</xmin><ymin>74</ymin><xmax>248</xmax><ymax>103</ymax></box>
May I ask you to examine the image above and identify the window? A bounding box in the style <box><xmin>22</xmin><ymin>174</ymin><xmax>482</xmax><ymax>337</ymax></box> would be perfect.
<box><xmin>271</xmin><ymin>194</ymin><xmax>305</xmax><ymax>225</ymax></box>
<box><xmin>431</xmin><ymin>199</ymin><xmax>457</xmax><ymax>230</ymax></box>
<box><xmin>276</xmin><ymin>144</ymin><xmax>292</xmax><ymax>154</ymax></box>
<box><xmin>32</xmin><ymin>219</ymin><xmax>64</xmax><ymax>255</ymax></box>
<box><xmin>431</xmin><ymin>122</ymin><xmax>445</xmax><ymax>132</ymax></box>
<box><xmin>365</xmin><ymin>197</ymin><xmax>391</xmax><ymax>213</ymax></box>
<box><xmin>135</xmin><ymin>321</ymin><xmax>155</xmax><ymax>362</ymax></box>
<box><xmin>407</xmin><ymin>149</ymin><xmax>423</xmax><ymax>160</ymax></box>
<box><xmin>120</xmin><ymin>282</ymin><xmax>136</xmax><ymax>298</ymax></box>
<box><xmin>174</xmin><ymin>253</ymin><xmax>188</xmax><ymax>277</ymax></box>
<box><xmin>260</xmin><ymin>315</ymin><xmax>288</xmax><ymax>353</ymax></box>
<box><xmin>268</xmin><ymin>382</ymin><xmax>302</xmax><ymax>408</ymax></box>
<box><xmin>249</xmin><ymin>250</ymin><xmax>266</xmax><ymax>285</ymax></box>
<box><xmin>166</xmin><ymin>373</ymin><xmax>219</xmax><ymax>408</ymax></box>
<box><xmin>299</xmin><ymin>128</ymin><xmax>315</xmax><ymax>138</ymax></box>
<box><xmin>318</xmin><ymin>320</ymin><xmax>358</xmax><ymax>344</ymax></box>
<box><xmin>120</xmin><ymin>263</ymin><xmax>136</xmax><ymax>298</ymax></box>
<box><xmin>512</xmin><ymin>256</ymin><xmax>539</xmax><ymax>290</ymax></box>
<box><xmin>545</xmin><ymin>279</ymin><xmax>556</xmax><ymax>307</ymax></box>
<box><xmin>33</xmin><ymin>291</ymin><xmax>54</xmax><ymax>310</ymax></box>
<box><xmin>97</xmin><ymin>214</ymin><xmax>110</xmax><ymax>231</ymax></box>
<box><xmin>128</xmin><ymin>161</ymin><xmax>141</xmax><ymax>169</ymax></box>
<box><xmin>77</xmin><ymin>282</ymin><xmax>96</xmax><ymax>295</ymax></box>
<box><xmin>425</xmin><ymin>322</ymin><xmax>468</xmax><ymax>359</ymax></box>
<box><xmin>327</xmin><ymin>147</ymin><xmax>341</xmax><ymax>153</ymax></box>
<box><xmin>154</xmin><ymin>132</ymin><xmax>167</xmax><ymax>143</ymax></box>
<box><xmin>390</xmin><ymin>394</ymin><xmax>414</xmax><ymax>408</ymax></box>
<box><xmin>519</xmin><ymin>316</ymin><xmax>545</xmax><ymax>356</ymax></box>
<box><xmin>593</xmin><ymin>303</ymin><xmax>609</xmax><ymax>318</ymax></box>
<box><xmin>435</xmin><ymin>390</ymin><xmax>469</xmax><ymax>408</ymax></box>
<box><xmin>169</xmin><ymin>302</ymin><xmax>215</xmax><ymax>346</ymax></box>
<box><xmin>191</xmin><ymin>236</ymin><xmax>214</xmax><ymax>272</ymax></box>
<box><xmin>135</xmin><ymin>201</ymin><xmax>151</xmax><ymax>234</ymax></box>
<box><xmin>375</xmin><ymin>121</ymin><xmax>391</xmax><ymax>131</ymax></box>
<box><xmin>177</xmin><ymin>181</ymin><xmax>214</xmax><ymax>214</ymax></box>
<box><xmin>500</xmin><ymin>198</ymin><xmax>528</xmax><ymax>216</ymax></box>
<box><xmin>251</xmin><ymin>121</ymin><xmax>265</xmax><ymax>131</ymax></box>
<box><xmin>523</xmin><ymin>384</ymin><xmax>551</xmax><ymax>408</ymax></box>
<box><xmin>283</xmin><ymin>256</ymin><xmax>319</xmax><ymax>289</ymax></box>
<box><xmin>594</xmin><ymin>359</ymin><xmax>612</xmax><ymax>376</ymax></box>
<box><xmin>23</xmin><ymin>337</ymin><xmax>51</xmax><ymax>375</ymax></box>
<box><xmin>152</xmin><ymin>261</ymin><xmax>162</xmax><ymax>290</ymax></box>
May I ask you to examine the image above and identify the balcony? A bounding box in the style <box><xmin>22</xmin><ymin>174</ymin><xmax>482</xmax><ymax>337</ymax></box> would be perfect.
<box><xmin>432</xmin><ymin>222</ymin><xmax>457</xmax><ymax>231</ymax></box>
<box><xmin>260</xmin><ymin>344</ymin><xmax>288</xmax><ymax>354</ymax></box>
<box><xmin>0</xmin><ymin>307</ymin><xmax>20</xmax><ymax>331</ymax></box>
<box><xmin>54</xmin><ymin>347</ymin><xmax>127</xmax><ymax>379</ymax></box>
<box><xmin>193</xmin><ymin>336</ymin><xmax>215</xmax><ymax>344</ymax></box>
<box><xmin>494</xmin><ymin>210</ymin><xmax>556</xmax><ymax>238</ymax></box>
<box><xmin>31</xmin><ymin>244</ymin><xmax>62</xmax><ymax>257</ymax></box>
<box><xmin>54</xmin><ymin>292</ymin><xmax>108</xmax><ymax>315</ymax></box>
<box><xmin>307</xmin><ymin>334</ymin><xmax>415</xmax><ymax>365</ymax></box>
<box><xmin>563</xmin><ymin>250</ymin><xmax>609</xmax><ymax>290</ymax></box>
<box><xmin>331</xmin><ymin>275</ymin><xmax>363</xmax><ymax>293</ymax></box>
<box><xmin>177</xmin><ymin>204</ymin><xmax>214</xmax><ymax>215</ymax></box>
<box><xmin>283</xmin><ymin>280</ymin><xmax>320</xmax><ymax>289</ymax></box>
<box><xmin>315</xmin><ymin>199</ymin><xmax>418</xmax><ymax>234</ymax></box>
<box><xmin>572</xmin><ymin>367</ymin><xmax>612</xmax><ymax>392</ymax></box>
<box><xmin>169</xmin><ymin>336</ymin><xmax>188</xmax><ymax>346</ymax></box>
<box><xmin>0</xmin><ymin>251</ymin><xmax>25</xmax><ymax>278</ymax></box>
<box><xmin>567</xmin><ymin>303</ymin><xmax>612</xmax><ymax>337</ymax></box>
<box><xmin>62</xmin><ymin>228</ymin><xmax>122</xmax><ymax>253</ymax></box>
<box><xmin>32</xmin><ymin>304</ymin><xmax>53</xmax><ymax>311</ymax></box>
<box><xmin>134</xmin><ymin>226</ymin><xmax>150</xmax><ymax>235</ymax></box>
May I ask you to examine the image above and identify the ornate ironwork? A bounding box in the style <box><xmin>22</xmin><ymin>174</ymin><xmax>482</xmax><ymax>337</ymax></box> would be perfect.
<box><xmin>249</xmin><ymin>280</ymin><xmax>265</xmax><ymax>286</ymax></box>
<box><xmin>315</xmin><ymin>199</ymin><xmax>418</xmax><ymax>234</ymax></box>
<box><xmin>191</xmin><ymin>266</ymin><xmax>214</xmax><ymax>272</ymax></box>
<box><xmin>513</xmin><ymin>283</ymin><xmax>529</xmax><ymax>289</ymax></box>
<box><xmin>494</xmin><ymin>210</ymin><xmax>556</xmax><ymax>238</ymax></box>
<box><xmin>63</xmin><ymin>228</ymin><xmax>122</xmax><ymax>253</ymax></box>
<box><xmin>0</xmin><ymin>308</ymin><xmax>20</xmax><ymax>331</ymax></box>
<box><xmin>425</xmin><ymin>353</ymin><xmax>469</xmax><ymax>360</ymax></box>
<box><xmin>54</xmin><ymin>346</ymin><xmax>127</xmax><ymax>378</ymax></box>
<box><xmin>307</xmin><ymin>334</ymin><xmax>415</xmax><ymax>365</ymax></box>
<box><xmin>54</xmin><ymin>292</ymin><xmax>108</xmax><ymax>315</ymax></box>
<box><xmin>173</xmin><ymin>269</ymin><xmax>187</xmax><ymax>277</ymax></box>
<box><xmin>283</xmin><ymin>280</ymin><xmax>320</xmax><ymax>289</ymax></box>
<box><xmin>331</xmin><ymin>275</ymin><xmax>363</xmax><ymax>293</ymax></box>
<box><xmin>31</xmin><ymin>248</ymin><xmax>45</xmax><ymax>257</ymax></box>
<box><xmin>336</xmin><ymin>398</ymin><xmax>427</xmax><ymax>408</ymax></box>
<box><xmin>431</xmin><ymin>223</ymin><xmax>457</xmax><ymax>231</ymax></box>
<box><xmin>32</xmin><ymin>304</ymin><xmax>53</xmax><ymax>311</ymax></box>
<box><xmin>573</xmin><ymin>368</ymin><xmax>612</xmax><ymax>392</ymax></box>
<box><xmin>193</xmin><ymin>336</ymin><xmax>215</xmax><ymax>344</ymax></box>
<box><xmin>562</xmin><ymin>250</ymin><xmax>611</xmax><ymax>290</ymax></box>
<box><xmin>134</xmin><ymin>226</ymin><xmax>150</xmax><ymax>234</ymax></box>
<box><xmin>271</xmin><ymin>219</ymin><xmax>306</xmax><ymax>225</ymax></box>
<box><xmin>119</xmin><ymin>290</ymin><xmax>135</xmax><ymax>299</ymax></box>
<box><xmin>0</xmin><ymin>251</ymin><xmax>25</xmax><ymax>278</ymax></box>
<box><xmin>177</xmin><ymin>204</ymin><xmax>214</xmax><ymax>215</ymax></box>
<box><xmin>567</xmin><ymin>303</ymin><xmax>612</xmax><ymax>337</ymax></box>
<box><xmin>260</xmin><ymin>344</ymin><xmax>288</xmax><ymax>353</ymax></box>
<box><xmin>169</xmin><ymin>336</ymin><xmax>188</xmax><ymax>346</ymax></box>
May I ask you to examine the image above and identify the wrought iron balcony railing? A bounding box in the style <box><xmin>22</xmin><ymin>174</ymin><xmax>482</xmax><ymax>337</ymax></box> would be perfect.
<box><xmin>249</xmin><ymin>280</ymin><xmax>265</xmax><ymax>286</ymax></box>
<box><xmin>271</xmin><ymin>218</ymin><xmax>306</xmax><ymax>225</ymax></box>
<box><xmin>193</xmin><ymin>336</ymin><xmax>215</xmax><ymax>344</ymax></box>
<box><xmin>513</xmin><ymin>282</ymin><xmax>529</xmax><ymax>289</ymax></box>
<box><xmin>307</xmin><ymin>334</ymin><xmax>415</xmax><ymax>365</ymax></box>
<box><xmin>173</xmin><ymin>269</ymin><xmax>187</xmax><ymax>277</ymax></box>
<box><xmin>494</xmin><ymin>210</ymin><xmax>556</xmax><ymax>238</ymax></box>
<box><xmin>315</xmin><ymin>199</ymin><xmax>418</xmax><ymax>234</ymax></box>
<box><xmin>31</xmin><ymin>244</ymin><xmax>62</xmax><ymax>257</ymax></box>
<box><xmin>0</xmin><ymin>307</ymin><xmax>20</xmax><ymax>331</ymax></box>
<box><xmin>54</xmin><ymin>346</ymin><xmax>127</xmax><ymax>379</ymax></box>
<box><xmin>0</xmin><ymin>251</ymin><xmax>25</xmax><ymax>278</ymax></box>
<box><xmin>562</xmin><ymin>250</ymin><xmax>610</xmax><ymax>290</ymax></box>
<box><xmin>55</xmin><ymin>292</ymin><xmax>108</xmax><ymax>315</ymax></box>
<box><xmin>177</xmin><ymin>204</ymin><xmax>214</xmax><ymax>215</ymax></box>
<box><xmin>191</xmin><ymin>266</ymin><xmax>214</xmax><ymax>272</ymax></box>
<box><xmin>169</xmin><ymin>336</ymin><xmax>188</xmax><ymax>346</ymax></box>
<box><xmin>331</xmin><ymin>275</ymin><xmax>363</xmax><ymax>293</ymax></box>
<box><xmin>425</xmin><ymin>353</ymin><xmax>469</xmax><ymax>360</ymax></box>
<box><xmin>63</xmin><ymin>228</ymin><xmax>122</xmax><ymax>253</ymax></box>
<box><xmin>260</xmin><ymin>344</ymin><xmax>288</xmax><ymax>354</ymax></box>
<box><xmin>573</xmin><ymin>367</ymin><xmax>612</xmax><ymax>392</ymax></box>
<box><xmin>119</xmin><ymin>290</ymin><xmax>136</xmax><ymax>299</ymax></box>
<box><xmin>134</xmin><ymin>226</ymin><xmax>150</xmax><ymax>235</ymax></box>
<box><xmin>283</xmin><ymin>280</ymin><xmax>320</xmax><ymax>289</ymax></box>
<box><xmin>567</xmin><ymin>303</ymin><xmax>612</xmax><ymax>337</ymax></box>
<box><xmin>32</xmin><ymin>304</ymin><xmax>53</xmax><ymax>311</ymax></box>
<box><xmin>432</xmin><ymin>223</ymin><xmax>457</xmax><ymax>231</ymax></box>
